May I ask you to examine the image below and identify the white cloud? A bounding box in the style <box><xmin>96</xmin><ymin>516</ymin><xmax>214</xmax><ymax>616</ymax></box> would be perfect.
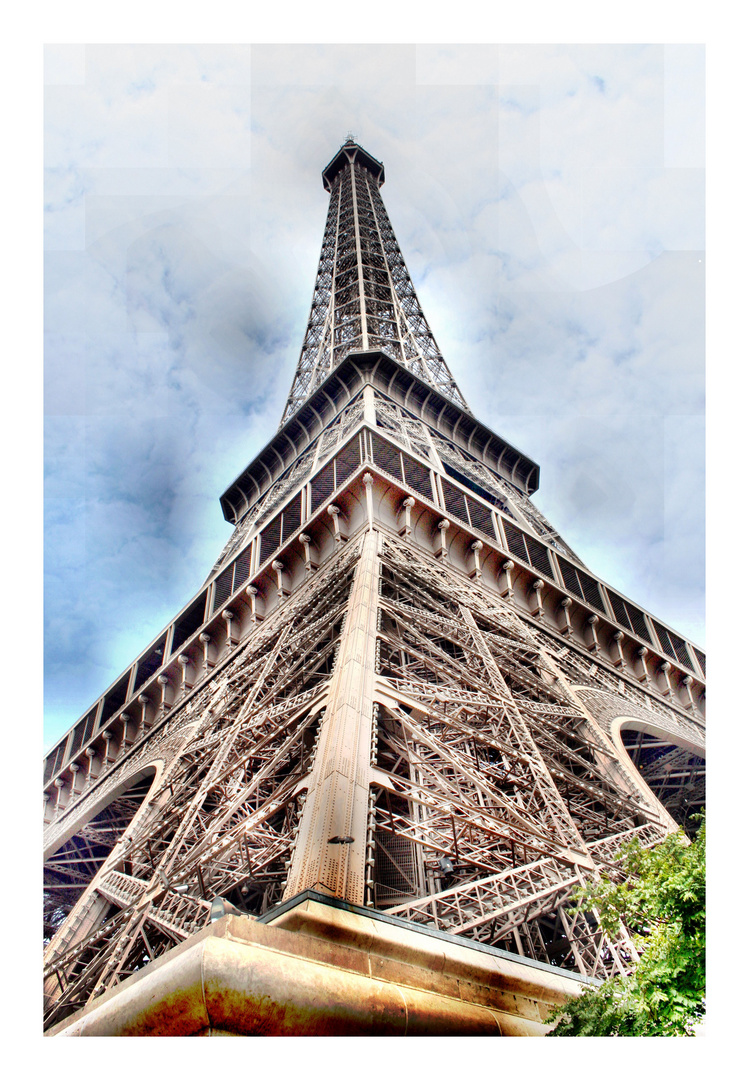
<box><xmin>664</xmin><ymin>44</ymin><xmax>705</xmax><ymax>169</ymax></box>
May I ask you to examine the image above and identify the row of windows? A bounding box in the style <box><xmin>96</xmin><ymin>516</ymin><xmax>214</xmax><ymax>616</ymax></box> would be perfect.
<box><xmin>44</xmin><ymin>425</ymin><xmax>704</xmax><ymax>787</ymax></box>
<box><xmin>491</xmin><ymin>512</ymin><xmax>698</xmax><ymax>674</ymax></box>
<box><xmin>361</xmin><ymin>432</ymin><xmax>701</xmax><ymax>678</ymax></box>
<box><xmin>44</xmin><ymin>430</ymin><xmax>440</xmax><ymax>784</ymax></box>
<box><xmin>258</xmin><ymin>428</ymin><xmax>701</xmax><ymax>681</ymax></box>
<box><xmin>197</xmin><ymin>429</ymin><xmax>706</xmax><ymax>685</ymax></box>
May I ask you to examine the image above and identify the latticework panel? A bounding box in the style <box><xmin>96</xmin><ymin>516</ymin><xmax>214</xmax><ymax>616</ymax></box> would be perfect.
<box><xmin>367</xmin><ymin>533</ymin><xmax>681</xmax><ymax>977</ymax></box>
<box><xmin>43</xmin><ymin>541</ymin><xmax>362</xmax><ymax>1030</ymax></box>
<box><xmin>281</xmin><ymin>147</ymin><xmax>468</xmax><ymax>424</ymax></box>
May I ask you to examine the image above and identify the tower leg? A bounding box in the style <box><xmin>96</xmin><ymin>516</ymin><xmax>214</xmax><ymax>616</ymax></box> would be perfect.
<box><xmin>283</xmin><ymin>531</ymin><xmax>380</xmax><ymax>903</ymax></box>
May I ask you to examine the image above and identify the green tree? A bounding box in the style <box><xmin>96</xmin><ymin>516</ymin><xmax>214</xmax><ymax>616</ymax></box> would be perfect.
<box><xmin>547</xmin><ymin>816</ymin><xmax>705</xmax><ymax>1036</ymax></box>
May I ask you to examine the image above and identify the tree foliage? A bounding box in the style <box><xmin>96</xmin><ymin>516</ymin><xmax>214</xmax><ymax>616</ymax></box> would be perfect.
<box><xmin>547</xmin><ymin>816</ymin><xmax>705</xmax><ymax>1036</ymax></box>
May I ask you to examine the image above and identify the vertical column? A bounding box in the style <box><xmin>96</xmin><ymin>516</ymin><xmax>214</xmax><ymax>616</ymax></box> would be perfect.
<box><xmin>362</xmin><ymin>474</ymin><xmax>374</xmax><ymax>529</ymax></box>
<box><xmin>400</xmin><ymin>496</ymin><xmax>415</xmax><ymax>538</ymax></box>
<box><xmin>68</xmin><ymin>762</ymin><xmax>81</xmax><ymax>799</ymax></box>
<box><xmin>683</xmin><ymin>674</ymin><xmax>697</xmax><ymax>712</ymax></box>
<box><xmin>612</xmin><ymin>630</ymin><xmax>626</xmax><ymax>668</ymax></box>
<box><xmin>559</xmin><ymin>595</ymin><xmax>573</xmax><ymax>635</ymax></box>
<box><xmin>245</xmin><ymin>586</ymin><xmax>260</xmax><ymax>623</ymax></box>
<box><xmin>499</xmin><ymin>559</ymin><xmax>515</xmax><ymax>599</ymax></box>
<box><xmin>586</xmin><ymin>614</ymin><xmax>600</xmax><ymax>653</ymax></box>
<box><xmin>350</xmin><ymin>161</ymin><xmax>369</xmax><ymax>351</ymax></box>
<box><xmin>222</xmin><ymin>608</ymin><xmax>237</xmax><ymax>648</ymax></box>
<box><xmin>434</xmin><ymin>519</ymin><xmax>450</xmax><ymax>560</ymax></box>
<box><xmin>530</xmin><ymin>578</ymin><xmax>544</xmax><ymax>618</ymax></box>
<box><xmin>326</xmin><ymin>505</ymin><xmax>343</xmax><ymax>545</ymax></box>
<box><xmin>121</xmin><ymin>713</ymin><xmax>134</xmax><ymax>750</ymax></box>
<box><xmin>84</xmin><ymin>745</ymin><xmax>98</xmax><ymax>788</ymax></box>
<box><xmin>636</xmin><ymin>647</ymin><xmax>651</xmax><ymax>685</ymax></box>
<box><xmin>157</xmin><ymin>674</ymin><xmax>171</xmax><ymax>716</ymax></box>
<box><xmin>102</xmin><ymin>730</ymin><xmax>115</xmax><ymax>768</ymax></box>
<box><xmin>283</xmin><ymin>531</ymin><xmax>380</xmax><ymax>904</ymax></box>
<box><xmin>298</xmin><ymin>535</ymin><xmax>317</xmax><ymax>577</ymax></box>
<box><xmin>469</xmin><ymin>540</ymin><xmax>483</xmax><ymax>580</ymax></box>
<box><xmin>178</xmin><ymin>655</ymin><xmax>194</xmax><ymax>694</ymax></box>
<box><xmin>199</xmin><ymin>632</ymin><xmax>213</xmax><ymax>673</ymax></box>
<box><xmin>659</xmin><ymin>661</ymin><xmax>674</xmax><ymax>699</ymax></box>
<box><xmin>362</xmin><ymin>383</ymin><xmax>376</xmax><ymax>426</ymax></box>
<box><xmin>138</xmin><ymin>693</ymin><xmax>151</xmax><ymax>733</ymax></box>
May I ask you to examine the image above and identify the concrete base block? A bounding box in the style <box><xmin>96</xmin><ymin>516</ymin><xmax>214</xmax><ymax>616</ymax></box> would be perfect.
<box><xmin>48</xmin><ymin>892</ymin><xmax>588</xmax><ymax>1037</ymax></box>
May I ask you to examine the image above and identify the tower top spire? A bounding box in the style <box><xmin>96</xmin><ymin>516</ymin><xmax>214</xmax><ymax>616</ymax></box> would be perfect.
<box><xmin>282</xmin><ymin>142</ymin><xmax>468</xmax><ymax>424</ymax></box>
<box><xmin>322</xmin><ymin>139</ymin><xmax>385</xmax><ymax>192</ymax></box>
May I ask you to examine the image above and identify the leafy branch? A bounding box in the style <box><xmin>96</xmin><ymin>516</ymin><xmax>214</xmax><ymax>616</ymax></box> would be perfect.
<box><xmin>547</xmin><ymin>813</ymin><xmax>705</xmax><ymax>1037</ymax></box>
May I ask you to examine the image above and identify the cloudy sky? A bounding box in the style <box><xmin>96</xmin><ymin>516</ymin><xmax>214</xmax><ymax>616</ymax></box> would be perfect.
<box><xmin>43</xmin><ymin>43</ymin><xmax>705</xmax><ymax>751</ymax></box>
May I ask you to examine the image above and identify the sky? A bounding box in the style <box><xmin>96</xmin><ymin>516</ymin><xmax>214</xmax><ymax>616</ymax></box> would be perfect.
<box><xmin>43</xmin><ymin>43</ymin><xmax>705</xmax><ymax>752</ymax></box>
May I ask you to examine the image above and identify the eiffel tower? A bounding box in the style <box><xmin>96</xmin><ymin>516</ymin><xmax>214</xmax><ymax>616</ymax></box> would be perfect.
<box><xmin>43</xmin><ymin>139</ymin><xmax>705</xmax><ymax>1036</ymax></box>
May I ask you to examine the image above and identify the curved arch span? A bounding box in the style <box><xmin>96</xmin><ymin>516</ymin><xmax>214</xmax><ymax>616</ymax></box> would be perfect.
<box><xmin>611</xmin><ymin>717</ymin><xmax>705</xmax><ymax>836</ymax></box>
<box><xmin>43</xmin><ymin>765</ymin><xmax>159</xmax><ymax>941</ymax></box>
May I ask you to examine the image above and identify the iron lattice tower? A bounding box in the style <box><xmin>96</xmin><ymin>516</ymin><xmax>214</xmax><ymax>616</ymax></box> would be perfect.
<box><xmin>43</xmin><ymin>141</ymin><xmax>705</xmax><ymax>1036</ymax></box>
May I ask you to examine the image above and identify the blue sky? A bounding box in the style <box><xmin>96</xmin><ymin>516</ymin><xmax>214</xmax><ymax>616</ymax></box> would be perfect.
<box><xmin>43</xmin><ymin>43</ymin><xmax>705</xmax><ymax>751</ymax></box>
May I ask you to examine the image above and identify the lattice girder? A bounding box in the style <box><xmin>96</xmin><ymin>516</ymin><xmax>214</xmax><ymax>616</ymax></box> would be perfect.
<box><xmin>281</xmin><ymin>142</ymin><xmax>468</xmax><ymax>424</ymax></box>
<box><xmin>43</xmin><ymin>543</ymin><xmax>362</xmax><ymax>1028</ymax></box>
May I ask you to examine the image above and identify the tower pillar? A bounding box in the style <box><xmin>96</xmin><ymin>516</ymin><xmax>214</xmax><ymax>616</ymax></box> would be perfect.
<box><xmin>283</xmin><ymin>531</ymin><xmax>380</xmax><ymax>903</ymax></box>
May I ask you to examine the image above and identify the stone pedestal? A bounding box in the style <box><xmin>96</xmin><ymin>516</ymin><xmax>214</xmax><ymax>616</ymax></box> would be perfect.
<box><xmin>48</xmin><ymin>891</ymin><xmax>589</xmax><ymax>1037</ymax></box>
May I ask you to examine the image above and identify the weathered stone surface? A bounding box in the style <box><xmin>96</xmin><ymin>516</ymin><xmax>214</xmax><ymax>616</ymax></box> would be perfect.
<box><xmin>50</xmin><ymin>905</ymin><xmax>584</xmax><ymax>1037</ymax></box>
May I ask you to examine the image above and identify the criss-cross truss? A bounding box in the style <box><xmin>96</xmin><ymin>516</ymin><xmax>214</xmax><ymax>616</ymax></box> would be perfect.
<box><xmin>280</xmin><ymin>140</ymin><xmax>469</xmax><ymax>424</ymax></box>
<box><xmin>368</xmin><ymin>536</ymin><xmax>667</xmax><ymax>964</ymax></box>
<box><xmin>43</xmin><ymin>544</ymin><xmax>359</xmax><ymax>1029</ymax></box>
